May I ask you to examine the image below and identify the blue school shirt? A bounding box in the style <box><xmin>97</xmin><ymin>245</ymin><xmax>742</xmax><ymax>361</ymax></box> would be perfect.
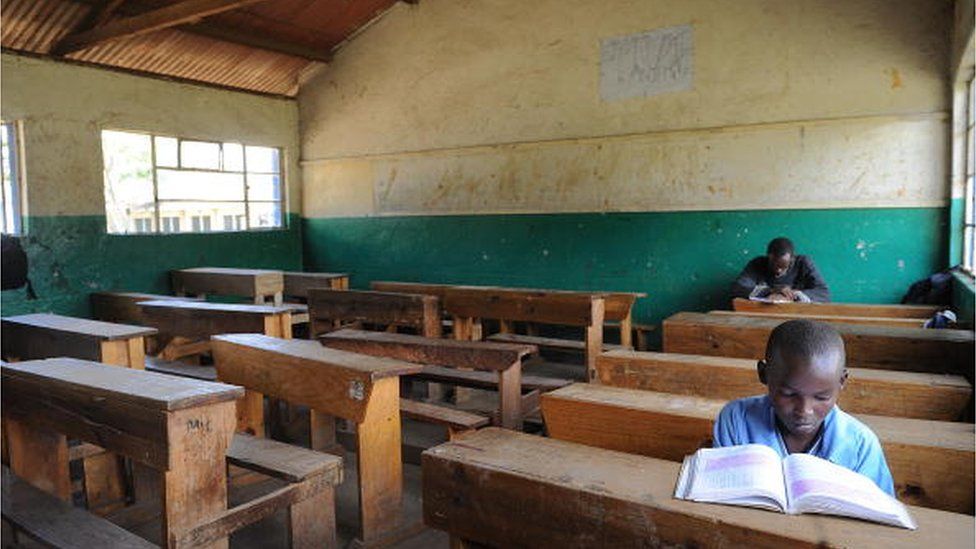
<box><xmin>713</xmin><ymin>395</ymin><xmax>895</xmax><ymax>496</ymax></box>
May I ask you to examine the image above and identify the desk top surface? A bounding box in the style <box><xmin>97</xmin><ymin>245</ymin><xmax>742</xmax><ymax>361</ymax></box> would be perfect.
<box><xmin>2</xmin><ymin>313</ymin><xmax>157</xmax><ymax>340</ymax></box>
<box><xmin>137</xmin><ymin>300</ymin><xmax>294</xmax><ymax>315</ymax></box>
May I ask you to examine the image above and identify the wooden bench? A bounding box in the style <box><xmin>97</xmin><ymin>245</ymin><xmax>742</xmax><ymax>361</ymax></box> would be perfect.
<box><xmin>2</xmin><ymin>358</ymin><xmax>243</xmax><ymax>548</ymax></box>
<box><xmin>2</xmin><ymin>465</ymin><xmax>158</xmax><ymax>548</ymax></box>
<box><xmin>90</xmin><ymin>292</ymin><xmax>200</xmax><ymax>325</ymax></box>
<box><xmin>283</xmin><ymin>271</ymin><xmax>350</xmax><ymax>299</ymax></box>
<box><xmin>541</xmin><ymin>383</ymin><xmax>976</xmax><ymax>514</ymax></box>
<box><xmin>372</xmin><ymin>281</ymin><xmax>645</xmax><ymax>348</ymax></box>
<box><xmin>307</xmin><ymin>288</ymin><xmax>441</xmax><ymax>339</ymax></box>
<box><xmin>137</xmin><ymin>300</ymin><xmax>293</xmax><ymax>361</ymax></box>
<box><xmin>423</xmin><ymin>428</ymin><xmax>975</xmax><ymax>548</ymax></box>
<box><xmin>399</xmin><ymin>398</ymin><xmax>489</xmax><ymax>439</ymax></box>
<box><xmin>171</xmin><ymin>267</ymin><xmax>285</xmax><ymax>306</ymax></box>
<box><xmin>595</xmin><ymin>350</ymin><xmax>972</xmax><ymax>421</ymax></box>
<box><xmin>711</xmin><ymin>309</ymin><xmax>927</xmax><ymax>328</ymax></box>
<box><xmin>1</xmin><ymin>314</ymin><xmax>158</xmax><ymax>512</ymax></box>
<box><xmin>211</xmin><ymin>333</ymin><xmax>423</xmax><ymax>546</ymax></box>
<box><xmin>321</xmin><ymin>329</ymin><xmax>538</xmax><ymax>429</ymax></box>
<box><xmin>732</xmin><ymin>297</ymin><xmax>943</xmax><ymax>318</ymax></box>
<box><xmin>662</xmin><ymin>312</ymin><xmax>975</xmax><ymax>375</ymax></box>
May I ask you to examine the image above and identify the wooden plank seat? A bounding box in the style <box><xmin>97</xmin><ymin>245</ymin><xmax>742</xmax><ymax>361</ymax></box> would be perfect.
<box><xmin>2</xmin><ymin>466</ymin><xmax>158</xmax><ymax>549</ymax></box>
<box><xmin>732</xmin><ymin>297</ymin><xmax>943</xmax><ymax>318</ymax></box>
<box><xmin>596</xmin><ymin>350</ymin><xmax>973</xmax><ymax>421</ymax></box>
<box><xmin>307</xmin><ymin>288</ymin><xmax>442</xmax><ymax>339</ymax></box>
<box><xmin>90</xmin><ymin>291</ymin><xmax>201</xmax><ymax>325</ymax></box>
<box><xmin>711</xmin><ymin>309</ymin><xmax>927</xmax><ymax>328</ymax></box>
<box><xmin>423</xmin><ymin>428</ymin><xmax>975</xmax><ymax>549</ymax></box>
<box><xmin>137</xmin><ymin>300</ymin><xmax>293</xmax><ymax>360</ymax></box>
<box><xmin>2</xmin><ymin>358</ymin><xmax>244</xmax><ymax>548</ymax></box>
<box><xmin>487</xmin><ymin>332</ymin><xmax>626</xmax><ymax>353</ymax></box>
<box><xmin>662</xmin><ymin>312</ymin><xmax>975</xmax><ymax>375</ymax></box>
<box><xmin>171</xmin><ymin>267</ymin><xmax>285</xmax><ymax>306</ymax></box>
<box><xmin>541</xmin><ymin>383</ymin><xmax>976</xmax><ymax>514</ymax></box>
<box><xmin>320</xmin><ymin>329</ymin><xmax>538</xmax><ymax>429</ymax></box>
<box><xmin>399</xmin><ymin>398</ymin><xmax>489</xmax><ymax>439</ymax></box>
<box><xmin>371</xmin><ymin>280</ymin><xmax>645</xmax><ymax>349</ymax></box>
<box><xmin>211</xmin><ymin>333</ymin><xmax>424</xmax><ymax>546</ymax></box>
<box><xmin>145</xmin><ymin>355</ymin><xmax>217</xmax><ymax>381</ymax></box>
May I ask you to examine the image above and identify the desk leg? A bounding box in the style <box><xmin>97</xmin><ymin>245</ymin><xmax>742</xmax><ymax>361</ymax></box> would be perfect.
<box><xmin>585</xmin><ymin>300</ymin><xmax>606</xmax><ymax>382</ymax></box>
<box><xmin>356</xmin><ymin>377</ymin><xmax>404</xmax><ymax>545</ymax></box>
<box><xmin>619</xmin><ymin>313</ymin><xmax>633</xmax><ymax>350</ymax></box>
<box><xmin>497</xmin><ymin>362</ymin><xmax>523</xmax><ymax>430</ymax></box>
<box><xmin>237</xmin><ymin>389</ymin><xmax>265</xmax><ymax>437</ymax></box>
<box><xmin>265</xmin><ymin>314</ymin><xmax>293</xmax><ymax>339</ymax></box>
<box><xmin>310</xmin><ymin>410</ymin><xmax>344</xmax><ymax>457</ymax></box>
<box><xmin>5</xmin><ymin>418</ymin><xmax>70</xmax><ymax>501</ymax></box>
<box><xmin>289</xmin><ymin>484</ymin><xmax>337</xmax><ymax>548</ymax></box>
<box><xmin>162</xmin><ymin>403</ymin><xmax>235</xmax><ymax>549</ymax></box>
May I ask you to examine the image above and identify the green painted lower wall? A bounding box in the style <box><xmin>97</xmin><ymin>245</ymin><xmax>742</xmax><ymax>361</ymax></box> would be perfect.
<box><xmin>303</xmin><ymin>207</ymin><xmax>948</xmax><ymax>338</ymax></box>
<box><xmin>1</xmin><ymin>214</ymin><xmax>303</xmax><ymax>317</ymax></box>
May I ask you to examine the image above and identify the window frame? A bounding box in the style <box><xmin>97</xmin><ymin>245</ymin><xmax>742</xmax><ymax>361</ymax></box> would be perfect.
<box><xmin>1</xmin><ymin>120</ymin><xmax>25</xmax><ymax>235</ymax></box>
<box><xmin>102</xmin><ymin>128</ymin><xmax>286</xmax><ymax>236</ymax></box>
<box><xmin>964</xmin><ymin>76</ymin><xmax>975</xmax><ymax>274</ymax></box>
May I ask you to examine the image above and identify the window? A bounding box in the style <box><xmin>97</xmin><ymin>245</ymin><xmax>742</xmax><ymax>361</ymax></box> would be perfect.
<box><xmin>1</xmin><ymin>121</ymin><xmax>23</xmax><ymax>234</ymax></box>
<box><xmin>965</xmin><ymin>77</ymin><xmax>975</xmax><ymax>272</ymax></box>
<box><xmin>102</xmin><ymin>130</ymin><xmax>284</xmax><ymax>235</ymax></box>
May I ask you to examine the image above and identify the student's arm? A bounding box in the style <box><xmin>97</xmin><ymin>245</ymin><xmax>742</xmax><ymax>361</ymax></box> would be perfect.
<box><xmin>730</xmin><ymin>257</ymin><xmax>767</xmax><ymax>300</ymax></box>
<box><xmin>793</xmin><ymin>256</ymin><xmax>831</xmax><ymax>303</ymax></box>
<box><xmin>853</xmin><ymin>433</ymin><xmax>896</xmax><ymax>497</ymax></box>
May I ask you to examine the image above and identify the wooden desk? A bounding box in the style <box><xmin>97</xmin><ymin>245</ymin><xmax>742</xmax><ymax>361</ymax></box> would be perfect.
<box><xmin>90</xmin><ymin>292</ymin><xmax>200</xmax><ymax>325</ymax></box>
<box><xmin>137</xmin><ymin>300</ymin><xmax>293</xmax><ymax>360</ymax></box>
<box><xmin>423</xmin><ymin>428</ymin><xmax>974</xmax><ymax>548</ymax></box>
<box><xmin>372</xmin><ymin>281</ymin><xmax>645</xmax><ymax>348</ymax></box>
<box><xmin>211</xmin><ymin>333</ymin><xmax>423</xmax><ymax>546</ymax></box>
<box><xmin>2</xmin><ymin>358</ymin><xmax>242</xmax><ymax>548</ymax></box>
<box><xmin>541</xmin><ymin>383</ymin><xmax>976</xmax><ymax>514</ymax></box>
<box><xmin>596</xmin><ymin>350</ymin><xmax>972</xmax><ymax>421</ymax></box>
<box><xmin>732</xmin><ymin>297</ymin><xmax>942</xmax><ymax>319</ymax></box>
<box><xmin>2</xmin><ymin>313</ymin><xmax>156</xmax><ymax>370</ymax></box>
<box><xmin>711</xmin><ymin>309</ymin><xmax>927</xmax><ymax>328</ymax></box>
<box><xmin>321</xmin><ymin>329</ymin><xmax>536</xmax><ymax>429</ymax></box>
<box><xmin>171</xmin><ymin>267</ymin><xmax>284</xmax><ymax>306</ymax></box>
<box><xmin>283</xmin><ymin>271</ymin><xmax>350</xmax><ymax>298</ymax></box>
<box><xmin>662</xmin><ymin>312</ymin><xmax>975</xmax><ymax>375</ymax></box>
<box><xmin>307</xmin><ymin>289</ymin><xmax>441</xmax><ymax>339</ymax></box>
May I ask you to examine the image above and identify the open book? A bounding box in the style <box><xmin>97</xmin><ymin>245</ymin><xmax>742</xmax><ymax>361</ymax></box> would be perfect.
<box><xmin>674</xmin><ymin>444</ymin><xmax>916</xmax><ymax>529</ymax></box>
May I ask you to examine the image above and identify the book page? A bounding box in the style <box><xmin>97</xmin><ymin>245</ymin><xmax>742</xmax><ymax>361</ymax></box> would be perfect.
<box><xmin>783</xmin><ymin>454</ymin><xmax>916</xmax><ymax>529</ymax></box>
<box><xmin>674</xmin><ymin>444</ymin><xmax>787</xmax><ymax>512</ymax></box>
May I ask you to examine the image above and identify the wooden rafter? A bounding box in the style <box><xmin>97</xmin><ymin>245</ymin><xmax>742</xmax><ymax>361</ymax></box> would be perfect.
<box><xmin>53</xmin><ymin>0</ymin><xmax>269</xmax><ymax>55</ymax></box>
<box><xmin>63</xmin><ymin>0</ymin><xmax>333</xmax><ymax>62</ymax></box>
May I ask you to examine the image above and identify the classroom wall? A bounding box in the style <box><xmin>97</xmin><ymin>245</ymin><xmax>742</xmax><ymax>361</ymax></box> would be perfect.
<box><xmin>298</xmin><ymin>0</ymin><xmax>953</xmax><ymax>330</ymax></box>
<box><xmin>0</xmin><ymin>54</ymin><xmax>303</xmax><ymax>317</ymax></box>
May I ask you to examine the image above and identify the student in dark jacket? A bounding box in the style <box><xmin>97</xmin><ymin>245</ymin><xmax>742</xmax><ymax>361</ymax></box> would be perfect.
<box><xmin>731</xmin><ymin>237</ymin><xmax>831</xmax><ymax>303</ymax></box>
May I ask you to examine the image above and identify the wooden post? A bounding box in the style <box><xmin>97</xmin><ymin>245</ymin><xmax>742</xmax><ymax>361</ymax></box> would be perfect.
<box><xmin>497</xmin><ymin>361</ymin><xmax>523</xmax><ymax>430</ymax></box>
<box><xmin>585</xmin><ymin>298</ymin><xmax>606</xmax><ymax>382</ymax></box>
<box><xmin>162</xmin><ymin>402</ymin><xmax>236</xmax><ymax>549</ymax></box>
<box><xmin>5</xmin><ymin>418</ymin><xmax>71</xmax><ymax>501</ymax></box>
<box><xmin>355</xmin><ymin>377</ymin><xmax>403</xmax><ymax>545</ymax></box>
<box><xmin>288</xmin><ymin>485</ymin><xmax>337</xmax><ymax>548</ymax></box>
<box><xmin>619</xmin><ymin>312</ymin><xmax>633</xmax><ymax>349</ymax></box>
<box><xmin>310</xmin><ymin>411</ymin><xmax>343</xmax><ymax>457</ymax></box>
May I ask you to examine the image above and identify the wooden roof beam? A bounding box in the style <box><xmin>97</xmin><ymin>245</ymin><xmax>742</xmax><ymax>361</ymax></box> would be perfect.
<box><xmin>53</xmin><ymin>0</ymin><xmax>269</xmax><ymax>55</ymax></box>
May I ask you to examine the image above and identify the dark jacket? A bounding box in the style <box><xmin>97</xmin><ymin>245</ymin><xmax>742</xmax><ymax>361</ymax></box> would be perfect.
<box><xmin>731</xmin><ymin>254</ymin><xmax>831</xmax><ymax>303</ymax></box>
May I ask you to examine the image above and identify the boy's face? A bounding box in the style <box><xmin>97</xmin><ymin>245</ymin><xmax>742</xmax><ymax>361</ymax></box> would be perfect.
<box><xmin>767</xmin><ymin>253</ymin><xmax>793</xmax><ymax>278</ymax></box>
<box><xmin>760</xmin><ymin>351</ymin><xmax>846</xmax><ymax>438</ymax></box>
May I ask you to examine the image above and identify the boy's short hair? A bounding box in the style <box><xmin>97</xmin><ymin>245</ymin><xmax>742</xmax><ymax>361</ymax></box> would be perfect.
<box><xmin>766</xmin><ymin>237</ymin><xmax>795</xmax><ymax>257</ymax></box>
<box><xmin>765</xmin><ymin>319</ymin><xmax>845</xmax><ymax>365</ymax></box>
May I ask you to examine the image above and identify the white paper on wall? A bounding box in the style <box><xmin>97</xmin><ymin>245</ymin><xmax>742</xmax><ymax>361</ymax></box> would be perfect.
<box><xmin>600</xmin><ymin>24</ymin><xmax>693</xmax><ymax>102</ymax></box>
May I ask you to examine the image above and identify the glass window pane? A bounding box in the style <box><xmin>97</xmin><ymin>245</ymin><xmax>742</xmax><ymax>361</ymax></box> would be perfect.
<box><xmin>246</xmin><ymin>146</ymin><xmax>279</xmax><ymax>173</ymax></box>
<box><xmin>247</xmin><ymin>202</ymin><xmax>283</xmax><ymax>229</ymax></box>
<box><xmin>102</xmin><ymin>130</ymin><xmax>155</xmax><ymax>234</ymax></box>
<box><xmin>247</xmin><ymin>174</ymin><xmax>281</xmax><ymax>201</ymax></box>
<box><xmin>155</xmin><ymin>136</ymin><xmax>178</xmax><ymax>167</ymax></box>
<box><xmin>180</xmin><ymin>140</ymin><xmax>221</xmax><ymax>170</ymax></box>
<box><xmin>223</xmin><ymin>142</ymin><xmax>244</xmax><ymax>172</ymax></box>
<box><xmin>159</xmin><ymin>201</ymin><xmax>246</xmax><ymax>233</ymax></box>
<box><xmin>157</xmin><ymin>169</ymin><xmax>245</xmax><ymax>201</ymax></box>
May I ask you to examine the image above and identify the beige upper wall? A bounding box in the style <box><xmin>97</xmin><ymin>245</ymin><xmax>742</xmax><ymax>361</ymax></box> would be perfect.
<box><xmin>1</xmin><ymin>53</ymin><xmax>300</xmax><ymax>217</ymax></box>
<box><xmin>299</xmin><ymin>0</ymin><xmax>953</xmax><ymax>217</ymax></box>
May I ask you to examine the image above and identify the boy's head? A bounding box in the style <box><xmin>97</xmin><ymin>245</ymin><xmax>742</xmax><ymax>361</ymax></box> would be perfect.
<box><xmin>757</xmin><ymin>320</ymin><xmax>847</xmax><ymax>439</ymax></box>
<box><xmin>766</xmin><ymin>237</ymin><xmax>795</xmax><ymax>278</ymax></box>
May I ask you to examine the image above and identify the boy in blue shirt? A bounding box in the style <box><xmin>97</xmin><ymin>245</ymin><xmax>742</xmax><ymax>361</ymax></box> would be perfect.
<box><xmin>713</xmin><ymin>319</ymin><xmax>896</xmax><ymax>496</ymax></box>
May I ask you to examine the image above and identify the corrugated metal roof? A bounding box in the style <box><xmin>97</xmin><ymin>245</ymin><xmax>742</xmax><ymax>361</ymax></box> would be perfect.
<box><xmin>1</xmin><ymin>0</ymin><xmax>400</xmax><ymax>97</ymax></box>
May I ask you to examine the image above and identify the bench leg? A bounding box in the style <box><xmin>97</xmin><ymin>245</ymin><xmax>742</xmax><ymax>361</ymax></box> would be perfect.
<box><xmin>356</xmin><ymin>377</ymin><xmax>404</xmax><ymax>545</ymax></box>
<box><xmin>497</xmin><ymin>363</ymin><xmax>523</xmax><ymax>430</ymax></box>
<box><xmin>288</xmin><ymin>485</ymin><xmax>337</xmax><ymax>549</ymax></box>
<box><xmin>310</xmin><ymin>411</ymin><xmax>344</xmax><ymax>457</ymax></box>
<box><xmin>5</xmin><ymin>418</ymin><xmax>70</xmax><ymax>501</ymax></box>
<box><xmin>619</xmin><ymin>313</ymin><xmax>633</xmax><ymax>349</ymax></box>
